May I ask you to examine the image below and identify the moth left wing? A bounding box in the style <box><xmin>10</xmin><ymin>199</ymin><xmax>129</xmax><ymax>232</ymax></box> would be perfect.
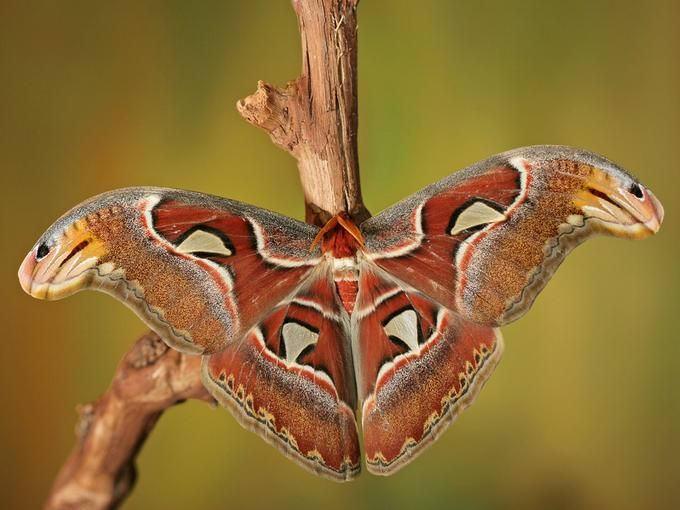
<box><xmin>353</xmin><ymin>263</ymin><xmax>502</xmax><ymax>475</ymax></box>
<box><xmin>203</xmin><ymin>263</ymin><xmax>360</xmax><ymax>481</ymax></box>
<box><xmin>20</xmin><ymin>188</ymin><xmax>360</xmax><ymax>479</ymax></box>
<box><xmin>360</xmin><ymin>146</ymin><xmax>663</xmax><ymax>326</ymax></box>
<box><xmin>18</xmin><ymin>187</ymin><xmax>321</xmax><ymax>355</ymax></box>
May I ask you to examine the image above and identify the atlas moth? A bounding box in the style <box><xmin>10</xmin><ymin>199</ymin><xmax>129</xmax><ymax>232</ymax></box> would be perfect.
<box><xmin>18</xmin><ymin>145</ymin><xmax>663</xmax><ymax>480</ymax></box>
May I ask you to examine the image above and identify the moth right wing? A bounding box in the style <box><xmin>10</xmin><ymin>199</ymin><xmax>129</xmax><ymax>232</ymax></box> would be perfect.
<box><xmin>360</xmin><ymin>146</ymin><xmax>663</xmax><ymax>327</ymax></box>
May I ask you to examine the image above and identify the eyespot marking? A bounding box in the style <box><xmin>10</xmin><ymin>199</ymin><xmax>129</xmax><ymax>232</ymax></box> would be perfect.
<box><xmin>448</xmin><ymin>200</ymin><xmax>506</xmax><ymax>236</ymax></box>
<box><xmin>383</xmin><ymin>308</ymin><xmax>419</xmax><ymax>351</ymax></box>
<box><xmin>36</xmin><ymin>243</ymin><xmax>50</xmax><ymax>260</ymax></box>
<box><xmin>281</xmin><ymin>321</ymin><xmax>319</xmax><ymax>364</ymax></box>
<box><xmin>629</xmin><ymin>182</ymin><xmax>644</xmax><ymax>199</ymax></box>
<box><xmin>175</xmin><ymin>228</ymin><xmax>234</xmax><ymax>257</ymax></box>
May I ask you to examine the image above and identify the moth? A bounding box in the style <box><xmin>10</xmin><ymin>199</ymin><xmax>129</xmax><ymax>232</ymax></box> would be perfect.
<box><xmin>18</xmin><ymin>146</ymin><xmax>663</xmax><ymax>481</ymax></box>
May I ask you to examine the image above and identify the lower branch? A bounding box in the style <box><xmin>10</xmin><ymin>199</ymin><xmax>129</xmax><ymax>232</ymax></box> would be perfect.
<box><xmin>44</xmin><ymin>332</ymin><xmax>212</xmax><ymax>510</ymax></box>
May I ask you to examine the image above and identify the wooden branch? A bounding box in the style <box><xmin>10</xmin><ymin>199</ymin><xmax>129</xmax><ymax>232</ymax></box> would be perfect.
<box><xmin>45</xmin><ymin>1</ymin><xmax>365</xmax><ymax>508</ymax></box>
<box><xmin>45</xmin><ymin>333</ymin><xmax>213</xmax><ymax>510</ymax></box>
<box><xmin>237</xmin><ymin>0</ymin><xmax>369</xmax><ymax>226</ymax></box>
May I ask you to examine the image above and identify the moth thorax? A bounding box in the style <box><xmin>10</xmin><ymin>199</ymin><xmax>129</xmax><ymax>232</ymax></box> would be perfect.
<box><xmin>314</xmin><ymin>212</ymin><xmax>365</xmax><ymax>258</ymax></box>
<box><xmin>323</xmin><ymin>227</ymin><xmax>361</xmax><ymax>257</ymax></box>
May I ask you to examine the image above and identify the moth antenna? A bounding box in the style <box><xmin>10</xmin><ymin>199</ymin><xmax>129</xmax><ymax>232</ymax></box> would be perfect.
<box><xmin>310</xmin><ymin>216</ymin><xmax>339</xmax><ymax>251</ymax></box>
<box><xmin>336</xmin><ymin>213</ymin><xmax>365</xmax><ymax>247</ymax></box>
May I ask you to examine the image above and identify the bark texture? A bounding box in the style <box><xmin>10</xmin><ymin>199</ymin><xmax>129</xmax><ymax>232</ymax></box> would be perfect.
<box><xmin>237</xmin><ymin>0</ymin><xmax>369</xmax><ymax>225</ymax></box>
<box><xmin>45</xmin><ymin>1</ymin><xmax>364</xmax><ymax>508</ymax></box>
<box><xmin>45</xmin><ymin>333</ymin><xmax>212</xmax><ymax>510</ymax></box>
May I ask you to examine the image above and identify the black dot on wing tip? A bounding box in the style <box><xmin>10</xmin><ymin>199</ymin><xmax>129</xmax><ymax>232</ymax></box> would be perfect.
<box><xmin>629</xmin><ymin>182</ymin><xmax>644</xmax><ymax>199</ymax></box>
<box><xmin>36</xmin><ymin>243</ymin><xmax>50</xmax><ymax>260</ymax></box>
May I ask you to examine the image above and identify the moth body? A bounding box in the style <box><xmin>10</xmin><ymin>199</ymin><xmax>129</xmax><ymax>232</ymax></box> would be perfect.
<box><xmin>319</xmin><ymin>214</ymin><xmax>364</xmax><ymax>314</ymax></box>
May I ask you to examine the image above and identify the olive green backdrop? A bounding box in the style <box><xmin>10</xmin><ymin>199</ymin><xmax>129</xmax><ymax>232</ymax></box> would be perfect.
<box><xmin>2</xmin><ymin>1</ymin><xmax>678</xmax><ymax>509</ymax></box>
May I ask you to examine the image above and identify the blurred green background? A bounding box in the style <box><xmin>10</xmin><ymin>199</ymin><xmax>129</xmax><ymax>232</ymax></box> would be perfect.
<box><xmin>2</xmin><ymin>1</ymin><xmax>678</xmax><ymax>509</ymax></box>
